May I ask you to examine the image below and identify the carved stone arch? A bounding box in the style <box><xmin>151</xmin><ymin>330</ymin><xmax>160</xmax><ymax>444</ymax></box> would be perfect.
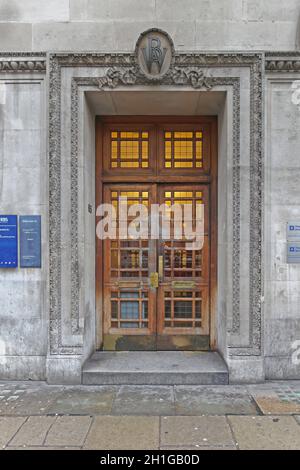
<box><xmin>47</xmin><ymin>50</ymin><xmax>264</xmax><ymax>382</ymax></box>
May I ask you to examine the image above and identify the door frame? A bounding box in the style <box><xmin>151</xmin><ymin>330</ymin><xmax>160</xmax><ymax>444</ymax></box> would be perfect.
<box><xmin>95</xmin><ymin>116</ymin><xmax>218</xmax><ymax>350</ymax></box>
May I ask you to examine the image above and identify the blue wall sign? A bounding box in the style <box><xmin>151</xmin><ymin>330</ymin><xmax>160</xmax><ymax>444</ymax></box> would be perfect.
<box><xmin>287</xmin><ymin>242</ymin><xmax>300</xmax><ymax>264</ymax></box>
<box><xmin>0</xmin><ymin>215</ymin><xmax>18</xmax><ymax>268</ymax></box>
<box><xmin>287</xmin><ymin>222</ymin><xmax>300</xmax><ymax>240</ymax></box>
<box><xmin>20</xmin><ymin>216</ymin><xmax>41</xmax><ymax>268</ymax></box>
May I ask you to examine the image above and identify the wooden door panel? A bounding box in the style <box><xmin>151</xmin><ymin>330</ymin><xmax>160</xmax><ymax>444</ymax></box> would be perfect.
<box><xmin>96</xmin><ymin>117</ymin><xmax>217</xmax><ymax>351</ymax></box>
<box><xmin>156</xmin><ymin>184</ymin><xmax>210</xmax><ymax>349</ymax></box>
<box><xmin>102</xmin><ymin>184</ymin><xmax>157</xmax><ymax>350</ymax></box>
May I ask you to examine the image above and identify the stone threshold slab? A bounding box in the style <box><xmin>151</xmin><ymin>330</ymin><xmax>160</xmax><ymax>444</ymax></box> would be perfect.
<box><xmin>82</xmin><ymin>351</ymin><xmax>228</xmax><ymax>385</ymax></box>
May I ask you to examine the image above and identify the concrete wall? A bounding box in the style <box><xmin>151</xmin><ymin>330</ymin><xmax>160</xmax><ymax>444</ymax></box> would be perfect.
<box><xmin>0</xmin><ymin>1</ymin><xmax>300</xmax><ymax>382</ymax></box>
<box><xmin>0</xmin><ymin>72</ymin><xmax>47</xmax><ymax>379</ymax></box>
<box><xmin>265</xmin><ymin>75</ymin><xmax>300</xmax><ymax>379</ymax></box>
<box><xmin>0</xmin><ymin>0</ymin><xmax>299</xmax><ymax>52</ymax></box>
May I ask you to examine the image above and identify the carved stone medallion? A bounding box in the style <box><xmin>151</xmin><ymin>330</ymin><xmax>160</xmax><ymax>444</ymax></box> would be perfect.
<box><xmin>135</xmin><ymin>28</ymin><xmax>175</xmax><ymax>81</ymax></box>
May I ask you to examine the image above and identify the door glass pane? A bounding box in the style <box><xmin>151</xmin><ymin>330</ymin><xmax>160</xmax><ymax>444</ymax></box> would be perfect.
<box><xmin>120</xmin><ymin>292</ymin><xmax>139</xmax><ymax>328</ymax></box>
<box><xmin>107</xmin><ymin>189</ymin><xmax>150</xmax><ymax>330</ymax></box>
<box><xmin>164</xmin><ymin>290</ymin><xmax>203</xmax><ymax>328</ymax></box>
<box><xmin>110</xmin><ymin>131</ymin><xmax>149</xmax><ymax>169</ymax></box>
<box><xmin>164</xmin><ymin>131</ymin><xmax>203</xmax><ymax>169</ymax></box>
<box><xmin>110</xmin><ymin>290</ymin><xmax>149</xmax><ymax>329</ymax></box>
<box><xmin>174</xmin><ymin>300</ymin><xmax>192</xmax><ymax>318</ymax></box>
<box><xmin>161</xmin><ymin>187</ymin><xmax>207</xmax><ymax>332</ymax></box>
<box><xmin>161</xmin><ymin>189</ymin><xmax>204</xmax><ymax>279</ymax></box>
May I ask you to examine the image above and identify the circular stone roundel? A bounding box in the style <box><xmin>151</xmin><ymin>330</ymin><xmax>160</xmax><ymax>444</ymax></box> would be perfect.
<box><xmin>135</xmin><ymin>28</ymin><xmax>175</xmax><ymax>81</ymax></box>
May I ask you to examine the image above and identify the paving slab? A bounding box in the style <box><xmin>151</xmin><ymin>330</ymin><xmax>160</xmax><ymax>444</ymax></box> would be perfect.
<box><xmin>0</xmin><ymin>383</ymin><xmax>62</xmax><ymax>415</ymax></box>
<box><xmin>44</xmin><ymin>416</ymin><xmax>92</xmax><ymax>447</ymax></box>
<box><xmin>5</xmin><ymin>447</ymin><xmax>81</xmax><ymax>450</ymax></box>
<box><xmin>0</xmin><ymin>417</ymin><xmax>26</xmax><ymax>449</ymax></box>
<box><xmin>250</xmin><ymin>383</ymin><xmax>300</xmax><ymax>415</ymax></box>
<box><xmin>228</xmin><ymin>416</ymin><xmax>300</xmax><ymax>450</ymax></box>
<box><xmin>252</xmin><ymin>391</ymin><xmax>300</xmax><ymax>415</ymax></box>
<box><xmin>112</xmin><ymin>386</ymin><xmax>175</xmax><ymax>415</ymax></box>
<box><xmin>174</xmin><ymin>385</ymin><xmax>258</xmax><ymax>415</ymax></box>
<box><xmin>160</xmin><ymin>416</ymin><xmax>235</xmax><ymax>448</ymax></box>
<box><xmin>160</xmin><ymin>445</ymin><xmax>237</xmax><ymax>450</ymax></box>
<box><xmin>47</xmin><ymin>387</ymin><xmax>116</xmax><ymax>415</ymax></box>
<box><xmin>8</xmin><ymin>416</ymin><xmax>56</xmax><ymax>447</ymax></box>
<box><xmin>83</xmin><ymin>416</ymin><xmax>159</xmax><ymax>450</ymax></box>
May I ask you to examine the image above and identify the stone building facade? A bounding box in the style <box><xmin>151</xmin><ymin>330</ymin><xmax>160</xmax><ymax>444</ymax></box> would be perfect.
<box><xmin>0</xmin><ymin>0</ymin><xmax>300</xmax><ymax>384</ymax></box>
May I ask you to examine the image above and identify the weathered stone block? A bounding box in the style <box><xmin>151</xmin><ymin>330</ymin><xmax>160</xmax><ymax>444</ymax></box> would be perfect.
<box><xmin>1</xmin><ymin>129</ymin><xmax>44</xmax><ymax>169</ymax></box>
<box><xmin>265</xmin><ymin>357</ymin><xmax>300</xmax><ymax>380</ymax></box>
<box><xmin>0</xmin><ymin>82</ymin><xmax>43</xmax><ymax>130</ymax></box>
<box><xmin>264</xmin><ymin>318</ymin><xmax>300</xmax><ymax>357</ymax></box>
<box><xmin>32</xmin><ymin>21</ymin><xmax>115</xmax><ymax>52</ymax></box>
<box><xmin>0</xmin><ymin>316</ymin><xmax>47</xmax><ymax>355</ymax></box>
<box><xmin>157</xmin><ymin>0</ymin><xmax>244</xmax><ymax>21</ymax></box>
<box><xmin>70</xmin><ymin>0</ymin><xmax>155</xmax><ymax>21</ymax></box>
<box><xmin>0</xmin><ymin>356</ymin><xmax>46</xmax><ymax>380</ymax></box>
<box><xmin>195</xmin><ymin>19</ymin><xmax>297</xmax><ymax>50</ymax></box>
<box><xmin>228</xmin><ymin>358</ymin><xmax>265</xmax><ymax>384</ymax></box>
<box><xmin>0</xmin><ymin>23</ymin><xmax>32</xmax><ymax>51</ymax></box>
<box><xmin>46</xmin><ymin>357</ymin><xmax>83</xmax><ymax>385</ymax></box>
<box><xmin>0</xmin><ymin>280</ymin><xmax>45</xmax><ymax>319</ymax></box>
<box><xmin>246</xmin><ymin>0</ymin><xmax>300</xmax><ymax>22</ymax></box>
<box><xmin>0</xmin><ymin>167</ymin><xmax>45</xmax><ymax>206</ymax></box>
<box><xmin>32</xmin><ymin>20</ymin><xmax>199</xmax><ymax>52</ymax></box>
<box><xmin>0</xmin><ymin>0</ymin><xmax>69</xmax><ymax>22</ymax></box>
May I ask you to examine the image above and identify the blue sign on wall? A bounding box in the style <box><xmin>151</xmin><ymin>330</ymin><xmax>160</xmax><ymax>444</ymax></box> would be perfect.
<box><xmin>287</xmin><ymin>242</ymin><xmax>300</xmax><ymax>264</ymax></box>
<box><xmin>20</xmin><ymin>216</ymin><xmax>41</xmax><ymax>268</ymax></box>
<box><xmin>287</xmin><ymin>222</ymin><xmax>300</xmax><ymax>240</ymax></box>
<box><xmin>0</xmin><ymin>215</ymin><xmax>18</xmax><ymax>268</ymax></box>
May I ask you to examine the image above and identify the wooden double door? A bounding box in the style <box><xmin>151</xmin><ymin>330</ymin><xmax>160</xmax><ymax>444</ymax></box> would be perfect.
<box><xmin>96</xmin><ymin>117</ymin><xmax>217</xmax><ymax>351</ymax></box>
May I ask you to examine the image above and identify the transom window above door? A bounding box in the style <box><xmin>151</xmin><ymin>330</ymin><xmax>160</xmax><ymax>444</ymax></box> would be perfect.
<box><xmin>163</xmin><ymin>130</ymin><xmax>203</xmax><ymax>169</ymax></box>
<box><xmin>110</xmin><ymin>131</ymin><xmax>149</xmax><ymax>169</ymax></box>
<box><xmin>101</xmin><ymin>120</ymin><xmax>212</xmax><ymax>177</ymax></box>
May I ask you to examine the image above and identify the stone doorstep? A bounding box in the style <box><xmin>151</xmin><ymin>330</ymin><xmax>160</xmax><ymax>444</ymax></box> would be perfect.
<box><xmin>82</xmin><ymin>351</ymin><xmax>229</xmax><ymax>385</ymax></box>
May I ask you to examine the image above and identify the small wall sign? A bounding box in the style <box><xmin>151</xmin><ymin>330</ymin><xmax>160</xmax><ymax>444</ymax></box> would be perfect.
<box><xmin>287</xmin><ymin>222</ymin><xmax>300</xmax><ymax>240</ymax></box>
<box><xmin>287</xmin><ymin>242</ymin><xmax>300</xmax><ymax>264</ymax></box>
<box><xmin>20</xmin><ymin>215</ymin><xmax>41</xmax><ymax>268</ymax></box>
<box><xmin>0</xmin><ymin>215</ymin><xmax>18</xmax><ymax>268</ymax></box>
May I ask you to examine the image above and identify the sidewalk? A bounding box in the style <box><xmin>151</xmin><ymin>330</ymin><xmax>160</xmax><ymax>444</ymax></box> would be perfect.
<box><xmin>0</xmin><ymin>381</ymin><xmax>300</xmax><ymax>450</ymax></box>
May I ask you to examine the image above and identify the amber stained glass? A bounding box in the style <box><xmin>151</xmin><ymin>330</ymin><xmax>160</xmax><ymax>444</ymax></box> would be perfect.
<box><xmin>110</xmin><ymin>131</ymin><xmax>149</xmax><ymax>169</ymax></box>
<box><xmin>164</xmin><ymin>131</ymin><xmax>203</xmax><ymax>169</ymax></box>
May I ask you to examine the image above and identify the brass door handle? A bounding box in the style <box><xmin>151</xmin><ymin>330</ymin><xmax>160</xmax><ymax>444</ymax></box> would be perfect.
<box><xmin>150</xmin><ymin>272</ymin><xmax>159</xmax><ymax>288</ymax></box>
<box><xmin>158</xmin><ymin>255</ymin><xmax>163</xmax><ymax>278</ymax></box>
<box><xmin>149</xmin><ymin>256</ymin><xmax>163</xmax><ymax>288</ymax></box>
